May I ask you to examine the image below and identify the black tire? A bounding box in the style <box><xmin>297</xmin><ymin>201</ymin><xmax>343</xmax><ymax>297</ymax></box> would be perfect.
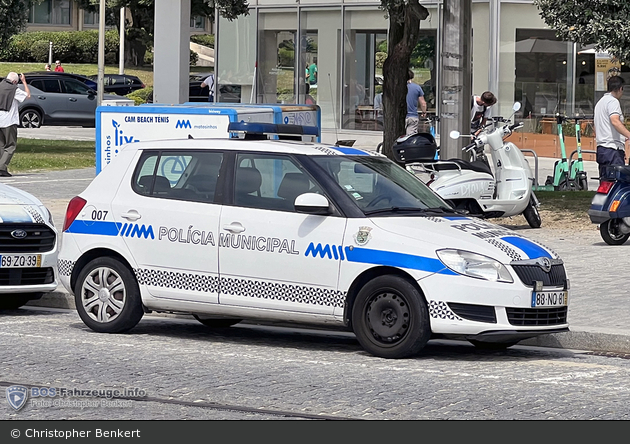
<box><xmin>578</xmin><ymin>175</ymin><xmax>588</xmax><ymax>191</ymax></box>
<box><xmin>19</xmin><ymin>109</ymin><xmax>42</xmax><ymax>128</ymax></box>
<box><xmin>469</xmin><ymin>340</ymin><xmax>519</xmax><ymax>350</ymax></box>
<box><xmin>0</xmin><ymin>294</ymin><xmax>37</xmax><ymax>310</ymax></box>
<box><xmin>599</xmin><ymin>220</ymin><xmax>630</xmax><ymax>246</ymax></box>
<box><xmin>523</xmin><ymin>198</ymin><xmax>542</xmax><ymax>228</ymax></box>
<box><xmin>74</xmin><ymin>257</ymin><xmax>144</xmax><ymax>333</ymax></box>
<box><xmin>351</xmin><ymin>275</ymin><xmax>431</xmax><ymax>359</ymax></box>
<box><xmin>556</xmin><ymin>179</ymin><xmax>570</xmax><ymax>191</ymax></box>
<box><xmin>193</xmin><ymin>315</ymin><xmax>241</xmax><ymax>328</ymax></box>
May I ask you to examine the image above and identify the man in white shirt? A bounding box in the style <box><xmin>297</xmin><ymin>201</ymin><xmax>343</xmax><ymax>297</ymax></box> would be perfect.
<box><xmin>200</xmin><ymin>73</ymin><xmax>215</xmax><ymax>102</ymax></box>
<box><xmin>0</xmin><ymin>72</ymin><xmax>30</xmax><ymax>177</ymax></box>
<box><xmin>594</xmin><ymin>75</ymin><xmax>630</xmax><ymax>179</ymax></box>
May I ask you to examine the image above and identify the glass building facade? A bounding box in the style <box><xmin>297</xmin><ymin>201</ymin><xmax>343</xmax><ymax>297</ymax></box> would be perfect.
<box><xmin>216</xmin><ymin>0</ymin><xmax>623</xmax><ymax>134</ymax></box>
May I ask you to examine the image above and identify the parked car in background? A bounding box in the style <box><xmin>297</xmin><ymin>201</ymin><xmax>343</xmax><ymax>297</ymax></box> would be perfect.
<box><xmin>188</xmin><ymin>73</ymin><xmax>241</xmax><ymax>103</ymax></box>
<box><xmin>0</xmin><ymin>183</ymin><xmax>58</xmax><ymax>309</ymax></box>
<box><xmin>24</xmin><ymin>71</ymin><xmax>98</xmax><ymax>90</ymax></box>
<box><xmin>87</xmin><ymin>74</ymin><xmax>145</xmax><ymax>96</ymax></box>
<box><xmin>18</xmin><ymin>73</ymin><xmax>122</xmax><ymax>128</ymax></box>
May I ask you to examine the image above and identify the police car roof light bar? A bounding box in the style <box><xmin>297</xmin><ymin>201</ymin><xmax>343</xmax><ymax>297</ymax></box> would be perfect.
<box><xmin>227</xmin><ymin>121</ymin><xmax>319</xmax><ymax>139</ymax></box>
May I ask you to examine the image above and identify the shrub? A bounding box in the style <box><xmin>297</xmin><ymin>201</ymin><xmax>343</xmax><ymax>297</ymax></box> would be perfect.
<box><xmin>127</xmin><ymin>87</ymin><xmax>152</xmax><ymax>105</ymax></box>
<box><xmin>190</xmin><ymin>49</ymin><xmax>199</xmax><ymax>66</ymax></box>
<box><xmin>190</xmin><ymin>34</ymin><xmax>214</xmax><ymax>48</ymax></box>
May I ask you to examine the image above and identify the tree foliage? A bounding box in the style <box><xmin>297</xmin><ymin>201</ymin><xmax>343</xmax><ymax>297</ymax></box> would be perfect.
<box><xmin>379</xmin><ymin>0</ymin><xmax>429</xmax><ymax>161</ymax></box>
<box><xmin>0</xmin><ymin>0</ymin><xmax>29</xmax><ymax>50</ymax></box>
<box><xmin>534</xmin><ymin>0</ymin><xmax>630</xmax><ymax>61</ymax></box>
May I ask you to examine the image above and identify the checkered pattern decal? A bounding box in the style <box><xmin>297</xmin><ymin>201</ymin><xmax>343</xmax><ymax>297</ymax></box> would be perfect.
<box><xmin>135</xmin><ymin>269</ymin><xmax>219</xmax><ymax>293</ymax></box>
<box><xmin>25</xmin><ymin>206</ymin><xmax>46</xmax><ymax>224</ymax></box>
<box><xmin>220</xmin><ymin>276</ymin><xmax>346</xmax><ymax>308</ymax></box>
<box><xmin>486</xmin><ymin>238</ymin><xmax>522</xmax><ymax>261</ymax></box>
<box><xmin>429</xmin><ymin>300</ymin><xmax>463</xmax><ymax>321</ymax></box>
<box><xmin>57</xmin><ymin>259</ymin><xmax>75</xmax><ymax>277</ymax></box>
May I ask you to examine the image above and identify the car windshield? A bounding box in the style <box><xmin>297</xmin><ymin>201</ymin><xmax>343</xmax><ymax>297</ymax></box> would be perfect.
<box><xmin>311</xmin><ymin>155</ymin><xmax>450</xmax><ymax>215</ymax></box>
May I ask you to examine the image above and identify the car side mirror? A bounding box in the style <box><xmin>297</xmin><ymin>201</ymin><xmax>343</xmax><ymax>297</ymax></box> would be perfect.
<box><xmin>294</xmin><ymin>193</ymin><xmax>331</xmax><ymax>215</ymax></box>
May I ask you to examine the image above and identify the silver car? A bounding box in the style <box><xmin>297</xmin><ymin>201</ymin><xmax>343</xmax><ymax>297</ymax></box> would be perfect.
<box><xmin>0</xmin><ymin>183</ymin><xmax>58</xmax><ymax>309</ymax></box>
<box><xmin>18</xmin><ymin>74</ymin><xmax>121</xmax><ymax>128</ymax></box>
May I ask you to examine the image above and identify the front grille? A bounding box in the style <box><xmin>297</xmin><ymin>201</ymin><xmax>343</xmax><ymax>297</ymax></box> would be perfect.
<box><xmin>0</xmin><ymin>224</ymin><xmax>56</xmax><ymax>253</ymax></box>
<box><xmin>511</xmin><ymin>264</ymin><xmax>566</xmax><ymax>287</ymax></box>
<box><xmin>0</xmin><ymin>267</ymin><xmax>54</xmax><ymax>286</ymax></box>
<box><xmin>448</xmin><ymin>302</ymin><xmax>497</xmax><ymax>323</ymax></box>
<box><xmin>506</xmin><ymin>307</ymin><xmax>568</xmax><ymax>326</ymax></box>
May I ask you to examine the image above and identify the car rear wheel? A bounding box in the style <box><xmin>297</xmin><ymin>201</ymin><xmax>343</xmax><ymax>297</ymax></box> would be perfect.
<box><xmin>351</xmin><ymin>275</ymin><xmax>431</xmax><ymax>359</ymax></box>
<box><xmin>19</xmin><ymin>109</ymin><xmax>42</xmax><ymax>128</ymax></box>
<box><xmin>74</xmin><ymin>257</ymin><xmax>143</xmax><ymax>333</ymax></box>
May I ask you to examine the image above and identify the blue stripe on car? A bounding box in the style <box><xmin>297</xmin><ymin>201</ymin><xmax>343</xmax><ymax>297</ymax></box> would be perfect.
<box><xmin>66</xmin><ymin>220</ymin><xmax>122</xmax><ymax>236</ymax></box>
<box><xmin>332</xmin><ymin>147</ymin><xmax>369</xmax><ymax>155</ymax></box>
<box><xmin>500</xmin><ymin>236</ymin><xmax>552</xmax><ymax>259</ymax></box>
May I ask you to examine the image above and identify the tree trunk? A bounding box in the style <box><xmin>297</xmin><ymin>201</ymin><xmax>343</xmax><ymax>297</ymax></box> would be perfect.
<box><xmin>381</xmin><ymin>0</ymin><xmax>429</xmax><ymax>163</ymax></box>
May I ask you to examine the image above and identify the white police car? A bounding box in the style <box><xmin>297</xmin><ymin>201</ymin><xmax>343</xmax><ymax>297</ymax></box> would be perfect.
<box><xmin>58</xmin><ymin>124</ymin><xmax>569</xmax><ymax>358</ymax></box>
<box><xmin>0</xmin><ymin>183</ymin><xmax>58</xmax><ymax>309</ymax></box>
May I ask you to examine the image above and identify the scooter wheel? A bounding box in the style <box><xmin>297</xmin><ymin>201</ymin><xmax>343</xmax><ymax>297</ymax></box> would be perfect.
<box><xmin>578</xmin><ymin>176</ymin><xmax>588</xmax><ymax>191</ymax></box>
<box><xmin>523</xmin><ymin>200</ymin><xmax>542</xmax><ymax>228</ymax></box>
<box><xmin>600</xmin><ymin>220</ymin><xmax>630</xmax><ymax>245</ymax></box>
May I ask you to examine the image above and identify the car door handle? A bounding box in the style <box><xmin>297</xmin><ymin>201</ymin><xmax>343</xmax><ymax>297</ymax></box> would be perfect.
<box><xmin>37</xmin><ymin>96</ymin><xmax>46</xmax><ymax>100</ymax></box>
<box><xmin>121</xmin><ymin>211</ymin><xmax>141</xmax><ymax>221</ymax></box>
<box><xmin>222</xmin><ymin>223</ymin><xmax>245</xmax><ymax>233</ymax></box>
<box><xmin>69</xmin><ymin>98</ymin><xmax>77</xmax><ymax>102</ymax></box>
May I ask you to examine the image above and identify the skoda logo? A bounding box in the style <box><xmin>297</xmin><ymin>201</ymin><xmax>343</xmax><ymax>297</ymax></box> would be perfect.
<box><xmin>11</xmin><ymin>229</ymin><xmax>27</xmax><ymax>239</ymax></box>
<box><xmin>537</xmin><ymin>257</ymin><xmax>552</xmax><ymax>273</ymax></box>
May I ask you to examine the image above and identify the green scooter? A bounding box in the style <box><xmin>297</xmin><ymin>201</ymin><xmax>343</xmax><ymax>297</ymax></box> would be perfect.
<box><xmin>568</xmin><ymin>115</ymin><xmax>588</xmax><ymax>191</ymax></box>
<box><xmin>545</xmin><ymin>114</ymin><xmax>572</xmax><ymax>190</ymax></box>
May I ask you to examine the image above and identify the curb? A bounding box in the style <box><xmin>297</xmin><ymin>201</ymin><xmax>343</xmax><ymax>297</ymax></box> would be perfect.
<box><xmin>26</xmin><ymin>291</ymin><xmax>630</xmax><ymax>355</ymax></box>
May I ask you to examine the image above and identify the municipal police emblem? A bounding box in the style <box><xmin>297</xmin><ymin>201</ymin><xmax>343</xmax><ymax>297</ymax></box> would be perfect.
<box><xmin>6</xmin><ymin>385</ymin><xmax>28</xmax><ymax>411</ymax></box>
<box><xmin>354</xmin><ymin>226</ymin><xmax>372</xmax><ymax>246</ymax></box>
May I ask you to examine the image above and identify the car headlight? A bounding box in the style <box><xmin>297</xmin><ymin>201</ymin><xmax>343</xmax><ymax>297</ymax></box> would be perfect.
<box><xmin>436</xmin><ymin>249</ymin><xmax>513</xmax><ymax>283</ymax></box>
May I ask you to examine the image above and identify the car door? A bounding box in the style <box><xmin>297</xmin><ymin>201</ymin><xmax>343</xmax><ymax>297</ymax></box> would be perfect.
<box><xmin>218</xmin><ymin>152</ymin><xmax>346</xmax><ymax>316</ymax></box>
<box><xmin>110</xmin><ymin>149</ymin><xmax>225</xmax><ymax>304</ymax></box>
<box><xmin>60</xmin><ymin>79</ymin><xmax>98</xmax><ymax>124</ymax></box>
<box><xmin>27</xmin><ymin>78</ymin><xmax>68</xmax><ymax>122</ymax></box>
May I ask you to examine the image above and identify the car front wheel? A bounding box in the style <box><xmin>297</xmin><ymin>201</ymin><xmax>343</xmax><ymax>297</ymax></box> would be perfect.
<box><xmin>19</xmin><ymin>109</ymin><xmax>42</xmax><ymax>128</ymax></box>
<box><xmin>351</xmin><ymin>275</ymin><xmax>431</xmax><ymax>359</ymax></box>
<box><xmin>74</xmin><ymin>257</ymin><xmax>143</xmax><ymax>333</ymax></box>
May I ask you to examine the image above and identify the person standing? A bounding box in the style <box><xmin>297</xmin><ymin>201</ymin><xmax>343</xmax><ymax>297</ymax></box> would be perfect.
<box><xmin>44</xmin><ymin>64</ymin><xmax>51</xmax><ymax>71</ymax></box>
<box><xmin>594</xmin><ymin>75</ymin><xmax>630</xmax><ymax>179</ymax></box>
<box><xmin>54</xmin><ymin>60</ymin><xmax>64</xmax><ymax>72</ymax></box>
<box><xmin>0</xmin><ymin>72</ymin><xmax>31</xmax><ymax>177</ymax></box>
<box><xmin>373</xmin><ymin>91</ymin><xmax>383</xmax><ymax>127</ymax></box>
<box><xmin>200</xmin><ymin>73</ymin><xmax>215</xmax><ymax>102</ymax></box>
<box><xmin>405</xmin><ymin>69</ymin><xmax>427</xmax><ymax>135</ymax></box>
<box><xmin>471</xmin><ymin>91</ymin><xmax>496</xmax><ymax>134</ymax></box>
<box><xmin>307</xmin><ymin>58</ymin><xmax>317</xmax><ymax>87</ymax></box>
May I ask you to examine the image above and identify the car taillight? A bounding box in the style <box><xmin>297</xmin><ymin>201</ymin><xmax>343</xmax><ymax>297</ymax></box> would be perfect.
<box><xmin>63</xmin><ymin>196</ymin><xmax>87</xmax><ymax>232</ymax></box>
<box><xmin>596</xmin><ymin>181</ymin><xmax>614</xmax><ymax>194</ymax></box>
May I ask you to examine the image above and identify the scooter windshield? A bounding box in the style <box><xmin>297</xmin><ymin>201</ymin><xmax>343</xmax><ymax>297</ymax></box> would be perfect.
<box><xmin>312</xmin><ymin>155</ymin><xmax>449</xmax><ymax>215</ymax></box>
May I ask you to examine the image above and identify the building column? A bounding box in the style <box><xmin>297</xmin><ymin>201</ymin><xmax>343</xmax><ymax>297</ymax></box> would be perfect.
<box><xmin>153</xmin><ymin>0</ymin><xmax>190</xmax><ymax>104</ymax></box>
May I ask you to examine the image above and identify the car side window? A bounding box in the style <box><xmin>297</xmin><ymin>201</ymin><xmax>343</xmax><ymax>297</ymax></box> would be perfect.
<box><xmin>132</xmin><ymin>150</ymin><xmax>224</xmax><ymax>204</ymax></box>
<box><xmin>41</xmin><ymin>79</ymin><xmax>62</xmax><ymax>93</ymax></box>
<box><xmin>234</xmin><ymin>153</ymin><xmax>322</xmax><ymax>212</ymax></box>
<box><xmin>29</xmin><ymin>79</ymin><xmax>44</xmax><ymax>91</ymax></box>
<box><xmin>62</xmin><ymin>80</ymin><xmax>90</xmax><ymax>95</ymax></box>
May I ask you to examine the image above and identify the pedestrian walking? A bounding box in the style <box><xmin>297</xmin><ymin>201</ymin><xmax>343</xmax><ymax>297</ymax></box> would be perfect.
<box><xmin>54</xmin><ymin>60</ymin><xmax>64</xmax><ymax>72</ymax></box>
<box><xmin>594</xmin><ymin>75</ymin><xmax>630</xmax><ymax>179</ymax></box>
<box><xmin>0</xmin><ymin>72</ymin><xmax>31</xmax><ymax>177</ymax></box>
<box><xmin>405</xmin><ymin>69</ymin><xmax>427</xmax><ymax>135</ymax></box>
<box><xmin>200</xmin><ymin>73</ymin><xmax>215</xmax><ymax>102</ymax></box>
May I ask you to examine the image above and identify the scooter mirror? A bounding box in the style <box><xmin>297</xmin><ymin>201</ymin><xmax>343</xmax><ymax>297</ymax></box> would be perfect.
<box><xmin>449</xmin><ymin>130</ymin><xmax>461</xmax><ymax>139</ymax></box>
<box><xmin>513</xmin><ymin>102</ymin><xmax>522</xmax><ymax>112</ymax></box>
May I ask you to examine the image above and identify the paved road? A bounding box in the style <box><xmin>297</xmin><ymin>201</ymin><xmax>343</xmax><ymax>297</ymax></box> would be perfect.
<box><xmin>2</xmin><ymin>305</ymin><xmax>630</xmax><ymax>420</ymax></box>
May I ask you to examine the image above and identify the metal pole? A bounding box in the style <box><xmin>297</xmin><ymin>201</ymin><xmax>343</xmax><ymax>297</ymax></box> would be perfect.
<box><xmin>48</xmin><ymin>41</ymin><xmax>53</xmax><ymax>66</ymax></box>
<box><xmin>97</xmin><ymin>0</ymin><xmax>106</xmax><ymax>106</ymax></box>
<box><xmin>119</xmin><ymin>7</ymin><xmax>125</xmax><ymax>75</ymax></box>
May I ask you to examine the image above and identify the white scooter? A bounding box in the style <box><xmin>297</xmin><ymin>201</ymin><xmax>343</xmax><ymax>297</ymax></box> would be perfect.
<box><xmin>397</xmin><ymin>102</ymin><xmax>541</xmax><ymax>228</ymax></box>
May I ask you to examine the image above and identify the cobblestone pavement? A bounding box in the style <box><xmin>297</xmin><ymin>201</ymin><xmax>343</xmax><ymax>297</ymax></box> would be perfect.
<box><xmin>2</xmin><ymin>307</ymin><xmax>630</xmax><ymax>420</ymax></box>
